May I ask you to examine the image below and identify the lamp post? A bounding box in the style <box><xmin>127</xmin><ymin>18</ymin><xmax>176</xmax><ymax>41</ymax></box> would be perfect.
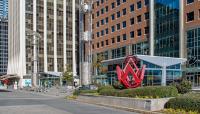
<box><xmin>26</xmin><ymin>29</ymin><xmax>41</xmax><ymax>88</ymax></box>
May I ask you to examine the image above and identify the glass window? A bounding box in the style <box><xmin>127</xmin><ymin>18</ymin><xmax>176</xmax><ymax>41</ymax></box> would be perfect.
<box><xmin>130</xmin><ymin>4</ymin><xmax>134</xmax><ymax>12</ymax></box>
<box><xmin>137</xmin><ymin>15</ymin><xmax>142</xmax><ymax>22</ymax></box>
<box><xmin>101</xmin><ymin>41</ymin><xmax>104</xmax><ymax>47</ymax></box>
<box><xmin>122</xmin><ymin>21</ymin><xmax>126</xmax><ymax>28</ymax></box>
<box><xmin>130</xmin><ymin>31</ymin><xmax>134</xmax><ymax>38</ymax></box>
<box><xmin>117</xmin><ymin>23</ymin><xmax>120</xmax><ymax>30</ymax></box>
<box><xmin>105</xmin><ymin>28</ymin><xmax>109</xmax><ymax>34</ymax></box>
<box><xmin>145</xmin><ymin>0</ymin><xmax>149</xmax><ymax>5</ymax></box>
<box><xmin>97</xmin><ymin>42</ymin><xmax>99</xmax><ymax>48</ymax></box>
<box><xmin>101</xmin><ymin>0</ymin><xmax>104</xmax><ymax>4</ymax></box>
<box><xmin>116</xmin><ymin>0</ymin><xmax>120</xmax><ymax>6</ymax></box>
<box><xmin>97</xmin><ymin>32</ymin><xmax>100</xmax><ymax>37</ymax></box>
<box><xmin>122</xmin><ymin>8</ymin><xmax>126</xmax><ymax>15</ymax></box>
<box><xmin>111</xmin><ymin>2</ymin><xmax>115</xmax><ymax>9</ymax></box>
<box><xmin>96</xmin><ymin>21</ymin><xmax>99</xmax><ymax>27</ymax></box>
<box><xmin>123</xmin><ymin>0</ymin><xmax>126</xmax><ymax>3</ymax></box>
<box><xmin>187</xmin><ymin>11</ymin><xmax>194</xmax><ymax>22</ymax></box>
<box><xmin>96</xmin><ymin>11</ymin><xmax>99</xmax><ymax>16</ymax></box>
<box><xmin>130</xmin><ymin>18</ymin><xmax>134</xmax><ymax>25</ymax></box>
<box><xmin>137</xmin><ymin>29</ymin><xmax>142</xmax><ymax>36</ymax></box>
<box><xmin>106</xmin><ymin>40</ymin><xmax>109</xmax><ymax>45</ymax></box>
<box><xmin>101</xmin><ymin>8</ymin><xmax>104</xmax><ymax>14</ymax></box>
<box><xmin>111</xmin><ymin>26</ymin><xmax>115</xmax><ymax>32</ymax></box>
<box><xmin>137</xmin><ymin>1</ymin><xmax>142</xmax><ymax>9</ymax></box>
<box><xmin>111</xmin><ymin>14</ymin><xmax>115</xmax><ymax>20</ymax></box>
<box><xmin>145</xmin><ymin>27</ymin><xmax>149</xmax><ymax>34</ymax></box>
<box><xmin>112</xmin><ymin>38</ymin><xmax>115</xmax><ymax>43</ymax></box>
<box><xmin>101</xmin><ymin>30</ymin><xmax>104</xmax><ymax>36</ymax></box>
<box><xmin>101</xmin><ymin>19</ymin><xmax>104</xmax><ymax>25</ymax></box>
<box><xmin>123</xmin><ymin>34</ymin><xmax>127</xmax><ymax>40</ymax></box>
<box><xmin>97</xmin><ymin>1</ymin><xmax>100</xmax><ymax>6</ymax></box>
<box><xmin>117</xmin><ymin>11</ymin><xmax>120</xmax><ymax>18</ymax></box>
<box><xmin>105</xmin><ymin>6</ymin><xmax>108</xmax><ymax>12</ymax></box>
<box><xmin>145</xmin><ymin>12</ymin><xmax>149</xmax><ymax>20</ymax></box>
<box><xmin>187</xmin><ymin>0</ymin><xmax>194</xmax><ymax>4</ymax></box>
<box><xmin>117</xmin><ymin>36</ymin><xmax>120</xmax><ymax>42</ymax></box>
<box><xmin>105</xmin><ymin>17</ymin><xmax>109</xmax><ymax>23</ymax></box>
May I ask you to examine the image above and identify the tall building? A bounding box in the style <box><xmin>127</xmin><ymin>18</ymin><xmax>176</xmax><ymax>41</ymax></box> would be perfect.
<box><xmin>0</xmin><ymin>0</ymin><xmax>8</xmax><ymax>17</ymax></box>
<box><xmin>8</xmin><ymin>0</ymin><xmax>79</xmax><ymax>87</ymax></box>
<box><xmin>82</xmin><ymin>0</ymin><xmax>186</xmax><ymax>86</ymax></box>
<box><xmin>184</xmin><ymin>0</ymin><xmax>200</xmax><ymax>86</ymax></box>
<box><xmin>0</xmin><ymin>18</ymin><xmax>8</xmax><ymax>76</ymax></box>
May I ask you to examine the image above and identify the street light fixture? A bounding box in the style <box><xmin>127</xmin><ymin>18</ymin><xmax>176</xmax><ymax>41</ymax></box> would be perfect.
<box><xmin>26</xmin><ymin>28</ymin><xmax>41</xmax><ymax>88</ymax></box>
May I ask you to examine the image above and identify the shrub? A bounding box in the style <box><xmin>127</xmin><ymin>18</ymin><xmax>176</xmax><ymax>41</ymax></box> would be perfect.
<box><xmin>99</xmin><ymin>86</ymin><xmax>178</xmax><ymax>98</ymax></box>
<box><xmin>97</xmin><ymin>85</ymin><xmax>114</xmax><ymax>93</ymax></box>
<box><xmin>112</xmin><ymin>81</ymin><xmax>125</xmax><ymax>90</ymax></box>
<box><xmin>73</xmin><ymin>89</ymin><xmax>97</xmax><ymax>96</ymax></box>
<box><xmin>174</xmin><ymin>80</ymin><xmax>192</xmax><ymax>94</ymax></box>
<box><xmin>165</xmin><ymin>93</ymin><xmax>200</xmax><ymax>113</ymax></box>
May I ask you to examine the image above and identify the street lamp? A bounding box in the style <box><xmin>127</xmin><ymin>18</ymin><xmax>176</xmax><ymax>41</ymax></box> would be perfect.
<box><xmin>26</xmin><ymin>28</ymin><xmax>41</xmax><ymax>88</ymax></box>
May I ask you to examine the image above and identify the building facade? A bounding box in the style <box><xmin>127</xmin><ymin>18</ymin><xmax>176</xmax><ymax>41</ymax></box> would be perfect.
<box><xmin>0</xmin><ymin>18</ymin><xmax>8</xmax><ymax>76</ymax></box>
<box><xmin>8</xmin><ymin>0</ymin><xmax>79</xmax><ymax>87</ymax></box>
<box><xmin>184</xmin><ymin>0</ymin><xmax>200</xmax><ymax>86</ymax></box>
<box><xmin>82</xmin><ymin>0</ymin><xmax>186</xmax><ymax>86</ymax></box>
<box><xmin>0</xmin><ymin>0</ymin><xmax>8</xmax><ymax>17</ymax></box>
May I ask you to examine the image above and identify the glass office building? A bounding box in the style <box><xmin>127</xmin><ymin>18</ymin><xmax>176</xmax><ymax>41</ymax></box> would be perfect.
<box><xmin>154</xmin><ymin>0</ymin><xmax>179</xmax><ymax>57</ymax></box>
<box><xmin>0</xmin><ymin>0</ymin><xmax>8</xmax><ymax>17</ymax></box>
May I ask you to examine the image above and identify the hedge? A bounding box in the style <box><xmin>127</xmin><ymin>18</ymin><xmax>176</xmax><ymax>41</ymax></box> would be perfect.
<box><xmin>165</xmin><ymin>93</ymin><xmax>200</xmax><ymax>113</ymax></box>
<box><xmin>73</xmin><ymin>89</ymin><xmax>97</xmax><ymax>96</ymax></box>
<box><xmin>99</xmin><ymin>86</ymin><xmax>178</xmax><ymax>98</ymax></box>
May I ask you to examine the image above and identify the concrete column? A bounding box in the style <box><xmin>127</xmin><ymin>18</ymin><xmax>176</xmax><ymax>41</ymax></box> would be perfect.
<box><xmin>161</xmin><ymin>66</ymin><xmax>167</xmax><ymax>86</ymax></box>
<box><xmin>150</xmin><ymin>0</ymin><xmax>154</xmax><ymax>56</ymax></box>
<box><xmin>179</xmin><ymin>0</ymin><xmax>184</xmax><ymax>58</ymax></box>
<box><xmin>44</xmin><ymin>0</ymin><xmax>47</xmax><ymax>72</ymax></box>
<box><xmin>63</xmin><ymin>0</ymin><xmax>67</xmax><ymax>71</ymax></box>
<box><xmin>54</xmin><ymin>0</ymin><xmax>58</xmax><ymax>72</ymax></box>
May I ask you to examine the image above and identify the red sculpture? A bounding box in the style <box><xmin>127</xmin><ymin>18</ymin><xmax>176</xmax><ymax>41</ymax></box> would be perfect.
<box><xmin>116</xmin><ymin>55</ymin><xmax>146</xmax><ymax>88</ymax></box>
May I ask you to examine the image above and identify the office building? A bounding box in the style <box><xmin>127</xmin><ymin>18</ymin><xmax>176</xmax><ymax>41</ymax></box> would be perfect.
<box><xmin>8</xmin><ymin>0</ymin><xmax>79</xmax><ymax>87</ymax></box>
<box><xmin>0</xmin><ymin>0</ymin><xmax>8</xmax><ymax>17</ymax></box>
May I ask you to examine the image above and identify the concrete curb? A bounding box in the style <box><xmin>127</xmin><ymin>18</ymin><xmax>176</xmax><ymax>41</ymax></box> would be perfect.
<box><xmin>74</xmin><ymin>99</ymin><xmax>163</xmax><ymax>114</ymax></box>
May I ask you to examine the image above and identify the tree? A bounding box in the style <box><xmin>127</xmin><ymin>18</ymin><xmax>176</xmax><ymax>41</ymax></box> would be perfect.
<box><xmin>63</xmin><ymin>65</ymin><xmax>73</xmax><ymax>86</ymax></box>
<box><xmin>92</xmin><ymin>54</ymin><xmax>106</xmax><ymax>75</ymax></box>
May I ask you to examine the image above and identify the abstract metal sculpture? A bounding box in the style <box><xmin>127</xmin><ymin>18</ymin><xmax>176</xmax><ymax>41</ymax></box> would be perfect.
<box><xmin>116</xmin><ymin>55</ymin><xmax>146</xmax><ymax>88</ymax></box>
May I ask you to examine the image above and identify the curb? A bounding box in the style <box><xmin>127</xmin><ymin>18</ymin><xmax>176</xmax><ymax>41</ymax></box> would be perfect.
<box><xmin>74</xmin><ymin>99</ymin><xmax>163</xmax><ymax>114</ymax></box>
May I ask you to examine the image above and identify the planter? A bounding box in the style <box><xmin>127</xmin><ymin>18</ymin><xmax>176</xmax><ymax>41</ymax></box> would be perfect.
<box><xmin>77</xmin><ymin>95</ymin><xmax>171</xmax><ymax>111</ymax></box>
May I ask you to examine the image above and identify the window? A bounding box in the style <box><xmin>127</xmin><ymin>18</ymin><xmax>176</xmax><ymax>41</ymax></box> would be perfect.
<box><xmin>97</xmin><ymin>1</ymin><xmax>100</xmax><ymax>6</ymax></box>
<box><xmin>122</xmin><ymin>21</ymin><xmax>126</xmax><ymax>28</ymax></box>
<box><xmin>116</xmin><ymin>0</ymin><xmax>120</xmax><ymax>6</ymax></box>
<box><xmin>112</xmin><ymin>38</ymin><xmax>115</xmax><ymax>43</ymax></box>
<box><xmin>101</xmin><ymin>8</ymin><xmax>104</xmax><ymax>14</ymax></box>
<box><xmin>111</xmin><ymin>2</ymin><xmax>115</xmax><ymax>9</ymax></box>
<box><xmin>106</xmin><ymin>40</ymin><xmax>109</xmax><ymax>45</ymax></box>
<box><xmin>101</xmin><ymin>30</ymin><xmax>104</xmax><ymax>36</ymax></box>
<box><xmin>111</xmin><ymin>14</ymin><xmax>115</xmax><ymax>20</ymax></box>
<box><xmin>105</xmin><ymin>6</ymin><xmax>108</xmax><ymax>12</ymax></box>
<box><xmin>111</xmin><ymin>26</ymin><xmax>115</xmax><ymax>32</ymax></box>
<box><xmin>117</xmin><ymin>11</ymin><xmax>120</xmax><ymax>18</ymax></box>
<box><xmin>117</xmin><ymin>36</ymin><xmax>120</xmax><ymax>42</ymax></box>
<box><xmin>101</xmin><ymin>41</ymin><xmax>104</xmax><ymax>47</ymax></box>
<box><xmin>105</xmin><ymin>17</ymin><xmax>109</xmax><ymax>23</ymax></box>
<box><xmin>101</xmin><ymin>19</ymin><xmax>104</xmax><ymax>25</ymax></box>
<box><xmin>137</xmin><ymin>1</ymin><xmax>142</xmax><ymax>9</ymax></box>
<box><xmin>123</xmin><ymin>34</ymin><xmax>127</xmax><ymax>40</ymax></box>
<box><xmin>96</xmin><ymin>11</ymin><xmax>100</xmax><ymax>17</ymax></box>
<box><xmin>92</xmin><ymin>14</ymin><xmax>94</xmax><ymax>19</ymax></box>
<box><xmin>137</xmin><ymin>15</ymin><xmax>142</xmax><ymax>22</ymax></box>
<box><xmin>199</xmin><ymin>9</ymin><xmax>200</xmax><ymax>18</ymax></box>
<box><xmin>130</xmin><ymin>4</ymin><xmax>134</xmax><ymax>12</ymax></box>
<box><xmin>122</xmin><ymin>8</ymin><xmax>126</xmax><ymax>15</ymax></box>
<box><xmin>145</xmin><ymin>0</ymin><xmax>149</xmax><ymax>5</ymax></box>
<box><xmin>145</xmin><ymin>27</ymin><xmax>149</xmax><ymax>34</ymax></box>
<box><xmin>117</xmin><ymin>23</ymin><xmax>120</xmax><ymax>30</ymax></box>
<box><xmin>130</xmin><ymin>31</ymin><xmax>134</xmax><ymax>38</ymax></box>
<box><xmin>187</xmin><ymin>0</ymin><xmax>194</xmax><ymax>4</ymax></box>
<box><xmin>96</xmin><ymin>21</ymin><xmax>99</xmax><ymax>27</ymax></box>
<box><xmin>145</xmin><ymin>12</ymin><xmax>149</xmax><ymax>20</ymax></box>
<box><xmin>187</xmin><ymin>11</ymin><xmax>194</xmax><ymax>22</ymax></box>
<box><xmin>130</xmin><ymin>18</ymin><xmax>134</xmax><ymax>25</ymax></box>
<box><xmin>137</xmin><ymin>29</ymin><xmax>142</xmax><ymax>36</ymax></box>
<box><xmin>123</xmin><ymin>0</ymin><xmax>126</xmax><ymax>3</ymax></box>
<box><xmin>97</xmin><ymin>43</ymin><xmax>99</xmax><ymax>48</ymax></box>
<box><xmin>105</xmin><ymin>28</ymin><xmax>109</xmax><ymax>34</ymax></box>
<box><xmin>101</xmin><ymin>0</ymin><xmax>104</xmax><ymax>4</ymax></box>
<box><xmin>97</xmin><ymin>32</ymin><xmax>100</xmax><ymax>37</ymax></box>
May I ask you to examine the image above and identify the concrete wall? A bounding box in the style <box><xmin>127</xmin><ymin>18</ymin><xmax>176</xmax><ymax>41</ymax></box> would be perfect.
<box><xmin>77</xmin><ymin>95</ymin><xmax>170</xmax><ymax>111</ymax></box>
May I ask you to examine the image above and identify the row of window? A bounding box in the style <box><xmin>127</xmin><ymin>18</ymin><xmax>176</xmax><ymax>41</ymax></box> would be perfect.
<box><xmin>94</xmin><ymin>27</ymin><xmax>149</xmax><ymax>49</ymax></box>
<box><xmin>95</xmin><ymin>0</ymin><xmax>149</xmax><ymax>17</ymax></box>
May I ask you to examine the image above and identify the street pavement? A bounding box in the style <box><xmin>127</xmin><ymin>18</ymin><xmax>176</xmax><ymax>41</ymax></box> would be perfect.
<box><xmin>0</xmin><ymin>90</ymin><xmax>138</xmax><ymax>114</ymax></box>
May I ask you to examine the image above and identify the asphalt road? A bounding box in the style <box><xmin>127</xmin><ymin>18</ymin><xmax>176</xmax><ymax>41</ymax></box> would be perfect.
<box><xmin>0</xmin><ymin>90</ymin><xmax>138</xmax><ymax>114</ymax></box>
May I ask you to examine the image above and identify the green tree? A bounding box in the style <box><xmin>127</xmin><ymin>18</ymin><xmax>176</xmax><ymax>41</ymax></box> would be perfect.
<box><xmin>93</xmin><ymin>54</ymin><xmax>106</xmax><ymax>75</ymax></box>
<box><xmin>63</xmin><ymin>65</ymin><xmax>73</xmax><ymax>86</ymax></box>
